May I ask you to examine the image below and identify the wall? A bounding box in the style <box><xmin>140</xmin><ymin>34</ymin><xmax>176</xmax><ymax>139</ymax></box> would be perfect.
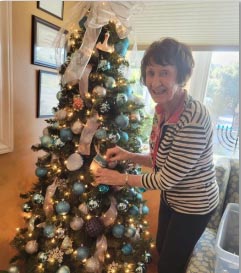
<box><xmin>0</xmin><ymin>2</ymin><xmax>159</xmax><ymax>271</ymax></box>
<box><xmin>0</xmin><ymin>1</ymin><xmax>74</xmax><ymax>268</ymax></box>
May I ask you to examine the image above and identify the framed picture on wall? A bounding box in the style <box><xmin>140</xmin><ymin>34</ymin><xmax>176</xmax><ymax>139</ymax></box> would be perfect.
<box><xmin>37</xmin><ymin>70</ymin><xmax>60</xmax><ymax>118</ymax></box>
<box><xmin>37</xmin><ymin>0</ymin><xmax>64</xmax><ymax>20</ymax></box>
<box><xmin>32</xmin><ymin>15</ymin><xmax>67</xmax><ymax>69</ymax></box>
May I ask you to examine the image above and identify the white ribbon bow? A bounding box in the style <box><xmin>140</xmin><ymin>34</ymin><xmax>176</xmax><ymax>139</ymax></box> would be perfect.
<box><xmin>54</xmin><ymin>1</ymin><xmax>143</xmax><ymax>84</ymax></box>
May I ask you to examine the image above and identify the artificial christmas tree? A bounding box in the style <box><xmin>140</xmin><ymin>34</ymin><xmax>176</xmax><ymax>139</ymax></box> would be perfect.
<box><xmin>9</xmin><ymin>2</ymin><xmax>153</xmax><ymax>273</ymax></box>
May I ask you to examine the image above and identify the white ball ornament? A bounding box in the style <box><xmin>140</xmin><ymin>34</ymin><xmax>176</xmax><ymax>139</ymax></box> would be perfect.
<box><xmin>25</xmin><ymin>240</ymin><xmax>38</xmax><ymax>254</ymax></box>
<box><xmin>85</xmin><ymin>256</ymin><xmax>100</xmax><ymax>272</ymax></box>
<box><xmin>56</xmin><ymin>265</ymin><xmax>70</xmax><ymax>273</ymax></box>
<box><xmin>93</xmin><ymin>85</ymin><xmax>106</xmax><ymax>97</ymax></box>
<box><xmin>70</xmin><ymin>216</ymin><xmax>84</xmax><ymax>231</ymax></box>
<box><xmin>8</xmin><ymin>265</ymin><xmax>20</xmax><ymax>273</ymax></box>
<box><xmin>66</xmin><ymin>153</ymin><xmax>84</xmax><ymax>171</ymax></box>
<box><xmin>71</xmin><ymin>119</ymin><xmax>83</xmax><ymax>134</ymax></box>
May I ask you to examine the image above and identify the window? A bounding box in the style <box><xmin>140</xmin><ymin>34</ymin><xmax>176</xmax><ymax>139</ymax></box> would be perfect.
<box><xmin>127</xmin><ymin>50</ymin><xmax>239</xmax><ymax>159</ymax></box>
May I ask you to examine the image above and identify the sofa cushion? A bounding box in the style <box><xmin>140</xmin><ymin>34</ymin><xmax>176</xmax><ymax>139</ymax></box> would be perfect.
<box><xmin>185</xmin><ymin>227</ymin><xmax>217</xmax><ymax>273</ymax></box>
<box><xmin>224</xmin><ymin>158</ymin><xmax>239</xmax><ymax>208</ymax></box>
<box><xmin>207</xmin><ymin>156</ymin><xmax>231</xmax><ymax>230</ymax></box>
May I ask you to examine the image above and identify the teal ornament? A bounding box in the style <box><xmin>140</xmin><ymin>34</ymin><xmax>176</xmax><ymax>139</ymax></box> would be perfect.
<box><xmin>56</xmin><ymin>91</ymin><xmax>62</xmax><ymax>100</ymax></box>
<box><xmin>123</xmin><ymin>85</ymin><xmax>133</xmax><ymax>97</ymax></box>
<box><xmin>8</xmin><ymin>265</ymin><xmax>20</xmax><ymax>273</ymax></box>
<box><xmin>43</xmin><ymin>224</ymin><xmax>55</xmax><ymax>238</ymax></box>
<box><xmin>124</xmin><ymin>227</ymin><xmax>136</xmax><ymax>238</ymax></box>
<box><xmin>105</xmin><ymin>76</ymin><xmax>116</xmax><ymax>89</ymax></box>
<box><xmin>117</xmin><ymin>200</ymin><xmax>129</xmax><ymax>212</ymax></box>
<box><xmin>108</xmin><ymin>131</ymin><xmax>120</xmax><ymax>143</ymax></box>
<box><xmin>76</xmin><ymin>246</ymin><xmax>90</xmax><ymax>260</ymax></box>
<box><xmin>98</xmin><ymin>184</ymin><xmax>109</xmax><ymax>193</ymax></box>
<box><xmin>121</xmin><ymin>243</ymin><xmax>133</xmax><ymax>255</ymax></box>
<box><xmin>60</xmin><ymin>128</ymin><xmax>73</xmax><ymax>142</ymax></box>
<box><xmin>93</xmin><ymin>154</ymin><xmax>107</xmax><ymax>167</ymax></box>
<box><xmin>56</xmin><ymin>200</ymin><xmax>70</xmax><ymax>215</ymax></box>
<box><xmin>35</xmin><ymin>167</ymin><xmax>48</xmax><ymax>178</ymax></box>
<box><xmin>119</xmin><ymin>131</ymin><xmax>129</xmax><ymax>143</ymax></box>
<box><xmin>116</xmin><ymin>93</ymin><xmax>128</xmax><ymax>107</ymax></box>
<box><xmin>112</xmin><ymin>224</ymin><xmax>125</xmax><ymax>238</ymax></box>
<box><xmin>56</xmin><ymin>265</ymin><xmax>70</xmax><ymax>273</ymax></box>
<box><xmin>135</xmin><ymin>262</ymin><xmax>146</xmax><ymax>273</ymax></box>
<box><xmin>22</xmin><ymin>202</ymin><xmax>32</xmax><ymax>212</ymax></box>
<box><xmin>79</xmin><ymin>15</ymin><xmax>87</xmax><ymax>29</ymax></box>
<box><xmin>136</xmin><ymin>193</ymin><xmax>143</xmax><ymax>201</ymax></box>
<box><xmin>72</xmin><ymin>182</ymin><xmax>85</xmax><ymax>195</ymax></box>
<box><xmin>32</xmin><ymin>193</ymin><xmax>44</xmax><ymax>204</ymax></box>
<box><xmin>38</xmin><ymin>251</ymin><xmax>48</xmax><ymax>263</ymax></box>
<box><xmin>142</xmin><ymin>205</ymin><xmax>149</xmax><ymax>215</ymax></box>
<box><xmin>129</xmin><ymin>205</ymin><xmax>139</xmax><ymax>216</ymax></box>
<box><xmin>114</xmin><ymin>38</ymin><xmax>129</xmax><ymax>56</ymax></box>
<box><xmin>115</xmin><ymin>114</ymin><xmax>129</xmax><ymax>129</ymax></box>
<box><xmin>40</xmin><ymin>135</ymin><xmax>54</xmax><ymax>148</ymax></box>
<box><xmin>95</xmin><ymin>128</ymin><xmax>107</xmax><ymax>140</ymax></box>
<box><xmin>126</xmin><ymin>187</ymin><xmax>137</xmax><ymax>200</ymax></box>
<box><xmin>139</xmin><ymin>187</ymin><xmax>147</xmax><ymax>193</ymax></box>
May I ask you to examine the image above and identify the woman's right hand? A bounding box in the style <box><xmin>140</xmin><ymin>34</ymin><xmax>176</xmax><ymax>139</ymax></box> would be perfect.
<box><xmin>105</xmin><ymin>146</ymin><xmax>132</xmax><ymax>162</ymax></box>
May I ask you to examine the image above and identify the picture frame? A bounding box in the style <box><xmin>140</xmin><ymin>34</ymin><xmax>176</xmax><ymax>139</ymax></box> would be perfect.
<box><xmin>32</xmin><ymin>15</ymin><xmax>67</xmax><ymax>69</ymax></box>
<box><xmin>37</xmin><ymin>70</ymin><xmax>60</xmax><ymax>118</ymax></box>
<box><xmin>37</xmin><ymin>0</ymin><xmax>64</xmax><ymax>20</ymax></box>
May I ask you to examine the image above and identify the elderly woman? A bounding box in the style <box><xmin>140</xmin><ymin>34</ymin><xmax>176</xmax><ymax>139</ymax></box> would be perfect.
<box><xmin>95</xmin><ymin>38</ymin><xmax>219</xmax><ymax>273</ymax></box>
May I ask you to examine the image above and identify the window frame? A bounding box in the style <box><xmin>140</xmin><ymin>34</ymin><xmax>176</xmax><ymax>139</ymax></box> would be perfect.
<box><xmin>0</xmin><ymin>2</ymin><xmax>13</xmax><ymax>154</ymax></box>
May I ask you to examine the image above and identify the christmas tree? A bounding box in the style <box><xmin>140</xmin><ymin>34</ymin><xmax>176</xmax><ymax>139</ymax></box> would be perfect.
<box><xmin>9</xmin><ymin>3</ymin><xmax>153</xmax><ymax>273</ymax></box>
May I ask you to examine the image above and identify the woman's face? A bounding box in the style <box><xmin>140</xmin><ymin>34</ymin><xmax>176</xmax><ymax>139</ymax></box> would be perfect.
<box><xmin>145</xmin><ymin>62</ymin><xmax>180</xmax><ymax>105</ymax></box>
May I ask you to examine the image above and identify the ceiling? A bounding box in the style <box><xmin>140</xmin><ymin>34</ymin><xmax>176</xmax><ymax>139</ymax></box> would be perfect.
<box><xmin>129</xmin><ymin>1</ymin><xmax>239</xmax><ymax>50</ymax></box>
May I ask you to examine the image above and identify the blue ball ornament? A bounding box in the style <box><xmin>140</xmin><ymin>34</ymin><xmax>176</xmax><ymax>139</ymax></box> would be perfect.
<box><xmin>40</xmin><ymin>135</ymin><xmax>54</xmax><ymax>148</ymax></box>
<box><xmin>129</xmin><ymin>205</ymin><xmax>139</xmax><ymax>216</ymax></box>
<box><xmin>60</xmin><ymin>128</ymin><xmax>73</xmax><ymax>142</ymax></box>
<box><xmin>114</xmin><ymin>38</ymin><xmax>129</xmax><ymax>56</ymax></box>
<box><xmin>56</xmin><ymin>265</ymin><xmax>70</xmax><ymax>273</ymax></box>
<box><xmin>119</xmin><ymin>131</ymin><xmax>129</xmax><ymax>143</ymax></box>
<box><xmin>72</xmin><ymin>182</ymin><xmax>85</xmax><ymax>195</ymax></box>
<box><xmin>124</xmin><ymin>226</ymin><xmax>136</xmax><ymax>238</ymax></box>
<box><xmin>121</xmin><ymin>243</ymin><xmax>133</xmax><ymax>255</ymax></box>
<box><xmin>98</xmin><ymin>184</ymin><xmax>110</xmax><ymax>193</ymax></box>
<box><xmin>142</xmin><ymin>205</ymin><xmax>149</xmax><ymax>215</ymax></box>
<box><xmin>35</xmin><ymin>167</ymin><xmax>48</xmax><ymax>178</ymax></box>
<box><xmin>123</xmin><ymin>85</ymin><xmax>133</xmax><ymax>97</ymax></box>
<box><xmin>43</xmin><ymin>224</ymin><xmax>55</xmax><ymax>238</ymax></box>
<box><xmin>116</xmin><ymin>93</ymin><xmax>128</xmax><ymax>107</ymax></box>
<box><xmin>115</xmin><ymin>114</ymin><xmax>129</xmax><ymax>129</ymax></box>
<box><xmin>95</xmin><ymin>128</ymin><xmax>107</xmax><ymax>140</ymax></box>
<box><xmin>56</xmin><ymin>200</ymin><xmax>70</xmax><ymax>215</ymax></box>
<box><xmin>112</xmin><ymin>224</ymin><xmax>125</xmax><ymax>238</ymax></box>
<box><xmin>76</xmin><ymin>246</ymin><xmax>90</xmax><ymax>260</ymax></box>
<box><xmin>136</xmin><ymin>193</ymin><xmax>143</xmax><ymax>201</ymax></box>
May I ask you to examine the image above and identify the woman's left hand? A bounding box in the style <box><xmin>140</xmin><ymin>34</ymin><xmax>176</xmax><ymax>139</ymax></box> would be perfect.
<box><xmin>95</xmin><ymin>168</ymin><xmax>125</xmax><ymax>186</ymax></box>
